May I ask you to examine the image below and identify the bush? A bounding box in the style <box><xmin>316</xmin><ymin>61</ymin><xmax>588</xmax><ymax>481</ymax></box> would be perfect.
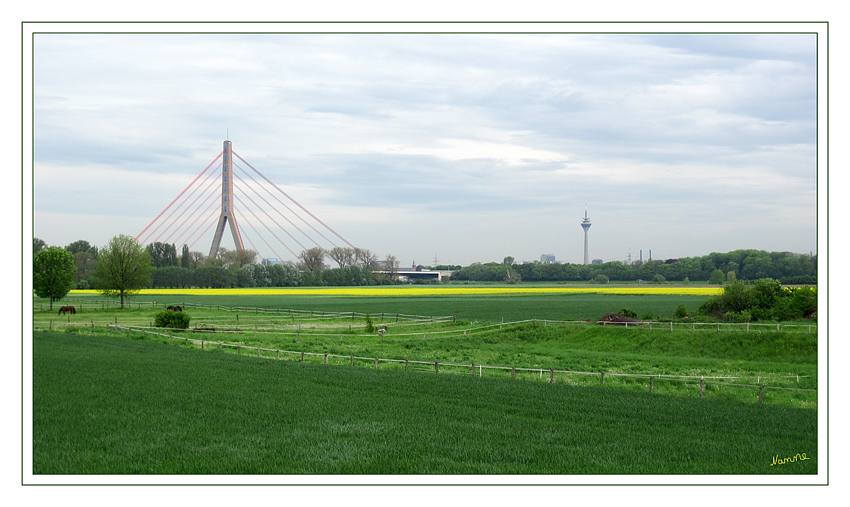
<box><xmin>154</xmin><ymin>310</ymin><xmax>190</xmax><ymax>329</ymax></box>
<box><xmin>724</xmin><ymin>310</ymin><xmax>752</xmax><ymax>323</ymax></box>
<box><xmin>590</xmin><ymin>274</ymin><xmax>609</xmax><ymax>284</ymax></box>
<box><xmin>619</xmin><ymin>308</ymin><xmax>637</xmax><ymax>319</ymax></box>
<box><xmin>674</xmin><ymin>304</ymin><xmax>689</xmax><ymax>319</ymax></box>
<box><xmin>364</xmin><ymin>313</ymin><xmax>375</xmax><ymax>333</ymax></box>
<box><xmin>641</xmin><ymin>311</ymin><xmax>655</xmax><ymax>321</ymax></box>
<box><xmin>652</xmin><ymin>274</ymin><xmax>666</xmax><ymax>284</ymax></box>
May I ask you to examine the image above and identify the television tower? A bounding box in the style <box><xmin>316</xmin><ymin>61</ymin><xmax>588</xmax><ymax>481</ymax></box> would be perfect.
<box><xmin>209</xmin><ymin>140</ymin><xmax>245</xmax><ymax>257</ymax></box>
<box><xmin>581</xmin><ymin>205</ymin><xmax>591</xmax><ymax>265</ymax></box>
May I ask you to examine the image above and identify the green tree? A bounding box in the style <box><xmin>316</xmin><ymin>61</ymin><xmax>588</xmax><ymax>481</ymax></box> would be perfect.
<box><xmin>33</xmin><ymin>237</ymin><xmax>47</xmax><ymax>256</ymax></box>
<box><xmin>180</xmin><ymin>244</ymin><xmax>191</xmax><ymax>269</ymax></box>
<box><xmin>65</xmin><ymin>240</ymin><xmax>98</xmax><ymax>288</ymax></box>
<box><xmin>93</xmin><ymin>235</ymin><xmax>153</xmax><ymax>309</ymax></box>
<box><xmin>33</xmin><ymin>247</ymin><xmax>75</xmax><ymax>309</ymax></box>
<box><xmin>727</xmin><ymin>270</ymin><xmax>737</xmax><ymax>283</ymax></box>
<box><xmin>145</xmin><ymin>242</ymin><xmax>174</xmax><ymax>268</ymax></box>
<box><xmin>709</xmin><ymin>268</ymin><xmax>725</xmax><ymax>285</ymax></box>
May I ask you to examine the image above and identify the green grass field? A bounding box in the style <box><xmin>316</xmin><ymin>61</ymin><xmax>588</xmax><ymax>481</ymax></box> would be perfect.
<box><xmin>33</xmin><ymin>292</ymin><xmax>818</xmax><ymax>408</ymax></box>
<box><xmin>50</xmin><ymin>291</ymin><xmax>713</xmax><ymax>323</ymax></box>
<box><xmin>31</xmin><ymin>290</ymin><xmax>819</xmax><ymax>475</ymax></box>
<box><xmin>33</xmin><ymin>331</ymin><xmax>817</xmax><ymax>475</ymax></box>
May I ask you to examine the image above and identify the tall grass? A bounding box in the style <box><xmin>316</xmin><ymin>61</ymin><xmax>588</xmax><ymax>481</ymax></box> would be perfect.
<box><xmin>33</xmin><ymin>331</ymin><xmax>817</xmax><ymax>475</ymax></box>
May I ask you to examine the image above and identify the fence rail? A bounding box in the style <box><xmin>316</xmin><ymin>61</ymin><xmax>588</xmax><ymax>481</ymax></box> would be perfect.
<box><xmin>95</xmin><ymin>324</ymin><xmax>815</xmax><ymax>405</ymax></box>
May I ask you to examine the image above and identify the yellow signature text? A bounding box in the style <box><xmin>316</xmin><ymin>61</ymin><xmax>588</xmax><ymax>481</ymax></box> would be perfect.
<box><xmin>771</xmin><ymin>453</ymin><xmax>810</xmax><ymax>466</ymax></box>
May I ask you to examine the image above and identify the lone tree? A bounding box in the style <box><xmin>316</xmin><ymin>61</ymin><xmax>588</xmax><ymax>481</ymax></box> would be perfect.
<box><xmin>298</xmin><ymin>247</ymin><xmax>326</xmax><ymax>272</ymax></box>
<box><xmin>33</xmin><ymin>246</ymin><xmax>75</xmax><ymax>309</ymax></box>
<box><xmin>93</xmin><ymin>235</ymin><xmax>153</xmax><ymax>309</ymax></box>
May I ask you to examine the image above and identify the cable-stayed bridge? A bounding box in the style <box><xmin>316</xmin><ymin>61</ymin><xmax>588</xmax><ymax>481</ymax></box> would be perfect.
<box><xmin>135</xmin><ymin>140</ymin><xmax>355</xmax><ymax>261</ymax></box>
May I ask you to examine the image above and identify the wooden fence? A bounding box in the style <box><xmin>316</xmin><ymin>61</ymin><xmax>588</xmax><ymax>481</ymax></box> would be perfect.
<box><xmin>102</xmin><ymin>324</ymin><xmax>815</xmax><ymax>405</ymax></box>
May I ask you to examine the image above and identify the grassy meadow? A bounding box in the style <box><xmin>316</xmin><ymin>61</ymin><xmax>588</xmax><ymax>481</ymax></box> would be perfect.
<box><xmin>31</xmin><ymin>287</ymin><xmax>819</xmax><ymax>475</ymax></box>
<box><xmin>33</xmin><ymin>331</ymin><xmax>817</xmax><ymax>475</ymax></box>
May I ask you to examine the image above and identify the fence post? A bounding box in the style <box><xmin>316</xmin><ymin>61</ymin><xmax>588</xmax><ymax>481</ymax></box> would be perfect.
<box><xmin>258</xmin><ymin>347</ymin><xmax>261</xmax><ymax>358</ymax></box>
<box><xmin>237</xmin><ymin>345</ymin><xmax>241</xmax><ymax>355</ymax></box>
<box><xmin>405</xmin><ymin>359</ymin><xmax>408</xmax><ymax>371</ymax></box>
<box><xmin>777</xmin><ymin>324</ymin><xmax>780</xmax><ymax>332</ymax></box>
<box><xmin>350</xmin><ymin>356</ymin><xmax>353</xmax><ymax>366</ymax></box>
<box><xmin>716</xmin><ymin>323</ymin><xmax>720</xmax><ymax>332</ymax></box>
<box><xmin>202</xmin><ymin>340</ymin><xmax>204</xmax><ymax>350</ymax></box>
<box><xmin>277</xmin><ymin>350</ymin><xmax>280</xmax><ymax>360</ymax></box>
<box><xmin>435</xmin><ymin>362</ymin><xmax>439</xmax><ymax>374</ymax></box>
<box><xmin>692</xmin><ymin>323</ymin><xmax>695</xmax><ymax>332</ymax></box>
<box><xmin>670</xmin><ymin>322</ymin><xmax>673</xmax><ymax>332</ymax></box>
<box><xmin>700</xmin><ymin>379</ymin><xmax>705</xmax><ymax>398</ymax></box>
<box><xmin>324</xmin><ymin>354</ymin><xmax>328</xmax><ymax>364</ymax></box>
<box><xmin>375</xmin><ymin>358</ymin><xmax>378</xmax><ymax>369</ymax></box>
<box><xmin>472</xmin><ymin>363</ymin><xmax>475</xmax><ymax>377</ymax></box>
<box><xmin>759</xmin><ymin>386</ymin><xmax>764</xmax><ymax>403</ymax></box>
<box><xmin>301</xmin><ymin>352</ymin><xmax>304</xmax><ymax>362</ymax></box>
<box><xmin>649</xmin><ymin>376</ymin><xmax>654</xmax><ymax>393</ymax></box>
<box><xmin>550</xmin><ymin>369</ymin><xmax>554</xmax><ymax>383</ymax></box>
<box><xmin>600</xmin><ymin>372</ymin><xmax>605</xmax><ymax>384</ymax></box>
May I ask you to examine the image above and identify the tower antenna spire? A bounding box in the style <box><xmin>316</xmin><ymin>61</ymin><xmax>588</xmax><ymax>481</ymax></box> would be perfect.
<box><xmin>580</xmin><ymin>205</ymin><xmax>592</xmax><ymax>265</ymax></box>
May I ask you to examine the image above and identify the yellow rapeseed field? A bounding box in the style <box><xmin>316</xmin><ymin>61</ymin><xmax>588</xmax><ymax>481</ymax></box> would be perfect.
<box><xmin>70</xmin><ymin>286</ymin><xmax>723</xmax><ymax>296</ymax></box>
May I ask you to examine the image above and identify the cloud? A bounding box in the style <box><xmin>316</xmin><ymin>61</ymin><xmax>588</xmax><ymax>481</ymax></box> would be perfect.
<box><xmin>31</xmin><ymin>31</ymin><xmax>818</xmax><ymax>265</ymax></box>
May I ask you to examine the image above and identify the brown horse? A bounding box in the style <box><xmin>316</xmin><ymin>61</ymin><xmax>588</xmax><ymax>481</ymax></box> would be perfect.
<box><xmin>58</xmin><ymin>306</ymin><xmax>76</xmax><ymax>315</ymax></box>
<box><xmin>166</xmin><ymin>305</ymin><xmax>183</xmax><ymax>312</ymax></box>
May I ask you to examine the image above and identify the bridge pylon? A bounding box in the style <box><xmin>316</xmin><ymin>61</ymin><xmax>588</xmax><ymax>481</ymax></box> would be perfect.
<box><xmin>209</xmin><ymin>140</ymin><xmax>245</xmax><ymax>257</ymax></box>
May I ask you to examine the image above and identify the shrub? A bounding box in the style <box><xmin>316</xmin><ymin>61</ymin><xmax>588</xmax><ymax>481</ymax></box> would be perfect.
<box><xmin>619</xmin><ymin>308</ymin><xmax>637</xmax><ymax>319</ymax></box>
<box><xmin>682</xmin><ymin>277</ymin><xmax>690</xmax><ymax>285</ymax></box>
<box><xmin>364</xmin><ymin>313</ymin><xmax>375</xmax><ymax>333</ymax></box>
<box><xmin>154</xmin><ymin>310</ymin><xmax>190</xmax><ymax>329</ymax></box>
<box><xmin>641</xmin><ymin>311</ymin><xmax>655</xmax><ymax>321</ymax></box>
<box><xmin>590</xmin><ymin>274</ymin><xmax>609</xmax><ymax>284</ymax></box>
<box><xmin>674</xmin><ymin>304</ymin><xmax>689</xmax><ymax>319</ymax></box>
<box><xmin>652</xmin><ymin>274</ymin><xmax>666</xmax><ymax>284</ymax></box>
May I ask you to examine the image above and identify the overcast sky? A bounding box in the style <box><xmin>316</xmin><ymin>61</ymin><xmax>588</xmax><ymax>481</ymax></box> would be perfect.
<box><xmin>32</xmin><ymin>30</ymin><xmax>819</xmax><ymax>267</ymax></box>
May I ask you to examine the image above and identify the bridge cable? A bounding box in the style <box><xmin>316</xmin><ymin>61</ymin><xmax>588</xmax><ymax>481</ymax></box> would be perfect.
<box><xmin>136</xmin><ymin>151</ymin><xmax>223</xmax><ymax>243</ymax></box>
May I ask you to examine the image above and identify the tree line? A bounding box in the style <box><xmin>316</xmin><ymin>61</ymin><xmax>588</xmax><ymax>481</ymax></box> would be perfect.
<box><xmin>33</xmin><ymin>237</ymin><xmax>405</xmax><ymax>298</ymax></box>
<box><xmin>449</xmin><ymin>249</ymin><xmax>816</xmax><ymax>284</ymax></box>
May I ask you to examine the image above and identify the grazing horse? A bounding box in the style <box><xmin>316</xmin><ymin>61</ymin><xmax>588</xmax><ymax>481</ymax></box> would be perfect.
<box><xmin>58</xmin><ymin>306</ymin><xmax>76</xmax><ymax>315</ymax></box>
<box><xmin>166</xmin><ymin>305</ymin><xmax>183</xmax><ymax>312</ymax></box>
